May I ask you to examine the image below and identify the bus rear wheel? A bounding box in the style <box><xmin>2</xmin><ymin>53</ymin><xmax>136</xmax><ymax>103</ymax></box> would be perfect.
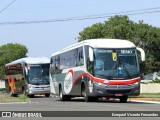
<box><xmin>119</xmin><ymin>96</ymin><xmax>128</xmax><ymax>103</ymax></box>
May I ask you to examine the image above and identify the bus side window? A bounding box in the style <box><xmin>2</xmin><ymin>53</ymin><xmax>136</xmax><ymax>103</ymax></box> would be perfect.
<box><xmin>18</xmin><ymin>64</ymin><xmax>23</xmax><ymax>75</ymax></box>
<box><xmin>77</xmin><ymin>47</ymin><xmax>84</xmax><ymax>66</ymax></box>
<box><xmin>51</xmin><ymin>56</ymin><xmax>56</xmax><ymax>71</ymax></box>
<box><xmin>50</xmin><ymin>58</ymin><xmax>53</xmax><ymax>73</ymax></box>
<box><xmin>55</xmin><ymin>56</ymin><xmax>60</xmax><ymax>70</ymax></box>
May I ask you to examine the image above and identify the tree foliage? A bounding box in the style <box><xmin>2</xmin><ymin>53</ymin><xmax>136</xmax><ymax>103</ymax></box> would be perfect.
<box><xmin>0</xmin><ymin>43</ymin><xmax>28</xmax><ymax>79</ymax></box>
<box><xmin>78</xmin><ymin>23</ymin><xmax>105</xmax><ymax>42</ymax></box>
<box><xmin>78</xmin><ymin>15</ymin><xmax>160</xmax><ymax>74</ymax></box>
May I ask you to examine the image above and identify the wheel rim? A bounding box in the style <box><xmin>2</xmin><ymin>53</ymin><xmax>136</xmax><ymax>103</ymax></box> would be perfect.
<box><xmin>82</xmin><ymin>90</ymin><xmax>85</xmax><ymax>97</ymax></box>
<box><xmin>10</xmin><ymin>90</ymin><xmax>13</xmax><ymax>96</ymax></box>
<box><xmin>60</xmin><ymin>89</ymin><xmax>62</xmax><ymax>99</ymax></box>
<box><xmin>23</xmin><ymin>89</ymin><xmax>26</xmax><ymax>95</ymax></box>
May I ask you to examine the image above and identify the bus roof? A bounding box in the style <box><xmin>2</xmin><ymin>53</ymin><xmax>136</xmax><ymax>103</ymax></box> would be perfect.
<box><xmin>6</xmin><ymin>57</ymin><xmax>50</xmax><ymax>66</ymax></box>
<box><xmin>51</xmin><ymin>39</ymin><xmax>136</xmax><ymax>56</ymax></box>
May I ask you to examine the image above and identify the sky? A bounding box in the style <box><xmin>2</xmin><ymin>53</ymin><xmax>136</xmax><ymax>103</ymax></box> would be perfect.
<box><xmin>0</xmin><ymin>0</ymin><xmax>160</xmax><ymax>58</ymax></box>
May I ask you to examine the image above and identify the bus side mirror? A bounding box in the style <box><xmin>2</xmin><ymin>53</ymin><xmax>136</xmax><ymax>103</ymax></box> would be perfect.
<box><xmin>89</xmin><ymin>47</ymin><xmax>94</xmax><ymax>62</ymax></box>
<box><xmin>136</xmin><ymin>47</ymin><xmax>145</xmax><ymax>61</ymax></box>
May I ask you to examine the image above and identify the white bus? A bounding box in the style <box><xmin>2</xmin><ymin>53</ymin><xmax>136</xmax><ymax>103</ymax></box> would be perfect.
<box><xmin>5</xmin><ymin>57</ymin><xmax>50</xmax><ymax>97</ymax></box>
<box><xmin>50</xmin><ymin>39</ymin><xmax>145</xmax><ymax>102</ymax></box>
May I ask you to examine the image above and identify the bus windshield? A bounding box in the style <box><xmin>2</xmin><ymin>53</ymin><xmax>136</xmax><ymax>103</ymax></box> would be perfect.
<box><xmin>94</xmin><ymin>48</ymin><xmax>139</xmax><ymax>80</ymax></box>
<box><xmin>28</xmin><ymin>64</ymin><xmax>50</xmax><ymax>85</ymax></box>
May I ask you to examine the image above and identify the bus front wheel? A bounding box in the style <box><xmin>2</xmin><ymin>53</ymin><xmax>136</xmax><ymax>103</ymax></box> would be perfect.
<box><xmin>119</xmin><ymin>96</ymin><xmax>128</xmax><ymax>103</ymax></box>
<box><xmin>22</xmin><ymin>88</ymin><xmax>26</xmax><ymax>95</ymax></box>
<box><xmin>28</xmin><ymin>95</ymin><xmax>34</xmax><ymax>98</ymax></box>
<box><xmin>45</xmin><ymin>94</ymin><xmax>50</xmax><ymax>97</ymax></box>
<box><xmin>81</xmin><ymin>84</ymin><xmax>92</xmax><ymax>102</ymax></box>
<box><xmin>9</xmin><ymin>88</ymin><xmax>17</xmax><ymax>97</ymax></box>
<box><xmin>84</xmin><ymin>92</ymin><xmax>92</xmax><ymax>102</ymax></box>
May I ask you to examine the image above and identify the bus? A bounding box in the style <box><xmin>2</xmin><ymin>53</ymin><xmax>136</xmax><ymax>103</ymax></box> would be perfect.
<box><xmin>50</xmin><ymin>39</ymin><xmax>145</xmax><ymax>102</ymax></box>
<box><xmin>5</xmin><ymin>57</ymin><xmax>50</xmax><ymax>97</ymax></box>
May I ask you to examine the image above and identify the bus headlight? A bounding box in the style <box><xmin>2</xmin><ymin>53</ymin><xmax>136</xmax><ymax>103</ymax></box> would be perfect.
<box><xmin>132</xmin><ymin>81</ymin><xmax>139</xmax><ymax>86</ymax></box>
<box><xmin>94</xmin><ymin>82</ymin><xmax>107</xmax><ymax>88</ymax></box>
<box><xmin>28</xmin><ymin>85</ymin><xmax>34</xmax><ymax>90</ymax></box>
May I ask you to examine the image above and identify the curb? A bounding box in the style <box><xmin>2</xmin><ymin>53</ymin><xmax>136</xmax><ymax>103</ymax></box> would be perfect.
<box><xmin>0</xmin><ymin>102</ymin><xmax>29</xmax><ymax>105</ymax></box>
<box><xmin>129</xmin><ymin>100</ymin><xmax>160</xmax><ymax>104</ymax></box>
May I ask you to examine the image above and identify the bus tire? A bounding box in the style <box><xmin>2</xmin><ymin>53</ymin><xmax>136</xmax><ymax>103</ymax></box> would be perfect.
<box><xmin>9</xmin><ymin>89</ymin><xmax>13</xmax><ymax>97</ymax></box>
<box><xmin>119</xmin><ymin>96</ymin><xmax>128</xmax><ymax>103</ymax></box>
<box><xmin>84</xmin><ymin>92</ymin><xmax>92</xmax><ymax>102</ymax></box>
<box><xmin>22</xmin><ymin>87</ymin><xmax>26</xmax><ymax>95</ymax></box>
<box><xmin>59</xmin><ymin>86</ymin><xmax>65</xmax><ymax>101</ymax></box>
<box><xmin>45</xmin><ymin>94</ymin><xmax>50</xmax><ymax>97</ymax></box>
<box><xmin>81</xmin><ymin>84</ymin><xmax>91</xmax><ymax>102</ymax></box>
<box><xmin>9</xmin><ymin>88</ymin><xmax>17</xmax><ymax>97</ymax></box>
<box><xmin>59</xmin><ymin>86</ymin><xmax>71</xmax><ymax>101</ymax></box>
<box><xmin>28</xmin><ymin>95</ymin><xmax>34</xmax><ymax>98</ymax></box>
<box><xmin>91</xmin><ymin>97</ymin><xmax>99</xmax><ymax>102</ymax></box>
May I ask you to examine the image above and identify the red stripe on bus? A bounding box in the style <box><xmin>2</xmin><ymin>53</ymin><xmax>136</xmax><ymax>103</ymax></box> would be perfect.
<box><xmin>67</xmin><ymin>69</ymin><xmax>74</xmax><ymax>83</ymax></box>
<box><xmin>108</xmin><ymin>77</ymin><xmax>141</xmax><ymax>85</ymax></box>
<box><xmin>73</xmin><ymin>72</ymin><xmax>141</xmax><ymax>85</ymax></box>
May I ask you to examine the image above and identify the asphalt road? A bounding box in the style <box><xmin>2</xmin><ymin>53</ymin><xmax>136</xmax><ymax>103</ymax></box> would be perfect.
<box><xmin>0</xmin><ymin>96</ymin><xmax>160</xmax><ymax>111</ymax></box>
<box><xmin>0</xmin><ymin>96</ymin><xmax>160</xmax><ymax>119</ymax></box>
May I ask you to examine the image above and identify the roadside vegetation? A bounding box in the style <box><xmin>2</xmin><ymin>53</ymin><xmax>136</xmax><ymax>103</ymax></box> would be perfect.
<box><xmin>129</xmin><ymin>93</ymin><xmax>160</xmax><ymax>98</ymax></box>
<box><xmin>152</xmin><ymin>78</ymin><xmax>160</xmax><ymax>83</ymax></box>
<box><xmin>139</xmin><ymin>93</ymin><xmax>160</xmax><ymax>98</ymax></box>
<box><xmin>129</xmin><ymin>93</ymin><xmax>160</xmax><ymax>102</ymax></box>
<box><xmin>0</xmin><ymin>94</ymin><xmax>30</xmax><ymax>103</ymax></box>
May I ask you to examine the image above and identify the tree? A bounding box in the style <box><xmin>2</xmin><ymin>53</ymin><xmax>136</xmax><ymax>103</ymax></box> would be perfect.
<box><xmin>0</xmin><ymin>43</ymin><xmax>28</xmax><ymax>79</ymax></box>
<box><xmin>77</xmin><ymin>15</ymin><xmax>160</xmax><ymax>74</ymax></box>
<box><xmin>103</xmin><ymin>15</ymin><xmax>135</xmax><ymax>40</ymax></box>
<box><xmin>133</xmin><ymin>21</ymin><xmax>160</xmax><ymax>73</ymax></box>
<box><xmin>78</xmin><ymin>23</ymin><xmax>105</xmax><ymax>42</ymax></box>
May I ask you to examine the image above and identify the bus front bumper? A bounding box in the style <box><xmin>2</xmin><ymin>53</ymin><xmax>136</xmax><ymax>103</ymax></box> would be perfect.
<box><xmin>27</xmin><ymin>89</ymin><xmax>50</xmax><ymax>95</ymax></box>
<box><xmin>26</xmin><ymin>85</ymin><xmax>50</xmax><ymax>95</ymax></box>
<box><xmin>91</xmin><ymin>83</ymin><xmax>140</xmax><ymax>97</ymax></box>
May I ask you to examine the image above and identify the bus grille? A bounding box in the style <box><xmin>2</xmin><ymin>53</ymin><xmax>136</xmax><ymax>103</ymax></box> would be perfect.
<box><xmin>106</xmin><ymin>89</ymin><xmax>131</xmax><ymax>94</ymax></box>
<box><xmin>107</xmin><ymin>84</ymin><xmax>135</xmax><ymax>89</ymax></box>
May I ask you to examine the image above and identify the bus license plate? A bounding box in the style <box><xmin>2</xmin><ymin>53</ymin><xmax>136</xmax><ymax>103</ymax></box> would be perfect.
<box><xmin>115</xmin><ymin>94</ymin><xmax>123</xmax><ymax>96</ymax></box>
<box><xmin>41</xmin><ymin>91</ymin><xmax>44</xmax><ymax>94</ymax></box>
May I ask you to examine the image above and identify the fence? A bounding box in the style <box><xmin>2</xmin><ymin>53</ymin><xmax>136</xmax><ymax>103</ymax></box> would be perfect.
<box><xmin>141</xmin><ymin>83</ymin><xmax>160</xmax><ymax>93</ymax></box>
<box><xmin>0</xmin><ymin>80</ymin><xmax>5</xmax><ymax>91</ymax></box>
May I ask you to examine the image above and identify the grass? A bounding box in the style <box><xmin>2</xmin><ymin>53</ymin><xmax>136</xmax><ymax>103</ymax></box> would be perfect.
<box><xmin>129</xmin><ymin>93</ymin><xmax>160</xmax><ymax>98</ymax></box>
<box><xmin>129</xmin><ymin>93</ymin><xmax>160</xmax><ymax>101</ymax></box>
<box><xmin>0</xmin><ymin>94</ymin><xmax>30</xmax><ymax>103</ymax></box>
<box><xmin>139</xmin><ymin>93</ymin><xmax>160</xmax><ymax>98</ymax></box>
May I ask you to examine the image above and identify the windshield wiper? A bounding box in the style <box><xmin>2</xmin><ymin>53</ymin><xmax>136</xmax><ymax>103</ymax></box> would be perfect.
<box><xmin>43</xmin><ymin>77</ymin><xmax>49</xmax><ymax>84</ymax></box>
<box><xmin>107</xmin><ymin>60</ymin><xmax>118</xmax><ymax>77</ymax></box>
<box><xmin>95</xmin><ymin>73</ymin><xmax>109</xmax><ymax>79</ymax></box>
<box><xmin>123</xmin><ymin>64</ymin><xmax>132</xmax><ymax>79</ymax></box>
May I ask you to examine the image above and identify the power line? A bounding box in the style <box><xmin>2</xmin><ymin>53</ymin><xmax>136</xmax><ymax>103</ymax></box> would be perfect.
<box><xmin>0</xmin><ymin>0</ymin><xmax>16</xmax><ymax>14</ymax></box>
<box><xmin>71</xmin><ymin>6</ymin><xmax>160</xmax><ymax>18</ymax></box>
<box><xmin>0</xmin><ymin>6</ymin><xmax>160</xmax><ymax>25</ymax></box>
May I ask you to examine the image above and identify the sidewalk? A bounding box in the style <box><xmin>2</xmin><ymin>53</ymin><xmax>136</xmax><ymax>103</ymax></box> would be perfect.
<box><xmin>129</xmin><ymin>97</ymin><xmax>160</xmax><ymax>102</ymax></box>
